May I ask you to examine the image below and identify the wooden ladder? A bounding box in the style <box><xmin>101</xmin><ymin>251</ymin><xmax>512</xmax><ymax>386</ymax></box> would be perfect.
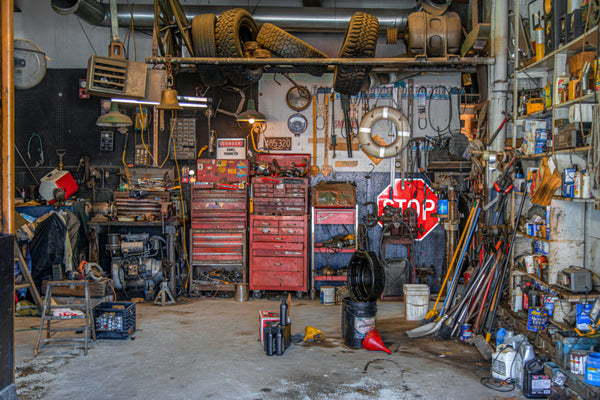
<box><xmin>34</xmin><ymin>281</ymin><xmax>96</xmax><ymax>356</ymax></box>
<box><xmin>14</xmin><ymin>239</ymin><xmax>43</xmax><ymax>312</ymax></box>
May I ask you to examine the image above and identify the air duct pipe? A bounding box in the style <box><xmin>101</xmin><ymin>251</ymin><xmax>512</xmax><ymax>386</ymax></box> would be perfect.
<box><xmin>51</xmin><ymin>0</ymin><xmax>414</xmax><ymax>32</ymax></box>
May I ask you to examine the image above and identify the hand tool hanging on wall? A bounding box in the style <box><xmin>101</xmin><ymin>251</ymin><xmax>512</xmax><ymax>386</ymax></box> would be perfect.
<box><xmin>321</xmin><ymin>89</ymin><xmax>332</xmax><ymax>177</ymax></box>
<box><xmin>311</xmin><ymin>85</ymin><xmax>320</xmax><ymax>177</ymax></box>
<box><xmin>341</xmin><ymin>94</ymin><xmax>353</xmax><ymax>158</ymax></box>
<box><xmin>331</xmin><ymin>91</ymin><xmax>337</xmax><ymax>159</ymax></box>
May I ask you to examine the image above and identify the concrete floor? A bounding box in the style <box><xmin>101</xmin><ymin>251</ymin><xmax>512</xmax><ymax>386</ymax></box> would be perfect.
<box><xmin>14</xmin><ymin>296</ymin><xmax>522</xmax><ymax>400</ymax></box>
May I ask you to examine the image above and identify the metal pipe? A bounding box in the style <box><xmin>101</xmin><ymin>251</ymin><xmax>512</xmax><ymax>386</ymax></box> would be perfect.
<box><xmin>1</xmin><ymin>0</ymin><xmax>15</xmax><ymax>234</ymax></box>
<box><xmin>146</xmin><ymin>56</ymin><xmax>495</xmax><ymax>66</ymax></box>
<box><xmin>489</xmin><ymin>0</ymin><xmax>509</xmax><ymax>152</ymax></box>
<box><xmin>51</xmin><ymin>0</ymin><xmax>414</xmax><ymax>32</ymax></box>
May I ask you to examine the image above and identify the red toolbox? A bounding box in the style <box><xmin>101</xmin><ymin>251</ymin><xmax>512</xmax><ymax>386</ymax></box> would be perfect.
<box><xmin>189</xmin><ymin>160</ymin><xmax>249</xmax><ymax>294</ymax></box>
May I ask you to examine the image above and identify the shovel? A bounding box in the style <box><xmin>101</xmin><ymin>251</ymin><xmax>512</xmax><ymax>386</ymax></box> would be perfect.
<box><xmin>406</xmin><ymin>315</ymin><xmax>448</xmax><ymax>338</ymax></box>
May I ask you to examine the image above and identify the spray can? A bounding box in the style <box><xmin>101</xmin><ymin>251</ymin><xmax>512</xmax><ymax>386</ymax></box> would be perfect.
<box><xmin>512</xmin><ymin>286</ymin><xmax>523</xmax><ymax>312</ymax></box>
<box><xmin>535</xmin><ymin>26</ymin><xmax>545</xmax><ymax>61</ymax></box>
<box><xmin>574</xmin><ymin>170</ymin><xmax>583</xmax><ymax>198</ymax></box>
<box><xmin>582</xmin><ymin>169</ymin><xmax>592</xmax><ymax>199</ymax></box>
<box><xmin>554</xmin><ymin>73</ymin><xmax>570</xmax><ymax>105</ymax></box>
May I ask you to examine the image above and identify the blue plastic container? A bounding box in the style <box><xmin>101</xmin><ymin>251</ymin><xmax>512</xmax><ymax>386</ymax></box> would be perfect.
<box><xmin>585</xmin><ymin>352</ymin><xmax>600</xmax><ymax>386</ymax></box>
<box><xmin>437</xmin><ymin>199</ymin><xmax>448</xmax><ymax>215</ymax></box>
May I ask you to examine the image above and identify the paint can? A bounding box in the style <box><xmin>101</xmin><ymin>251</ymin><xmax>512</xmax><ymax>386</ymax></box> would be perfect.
<box><xmin>460</xmin><ymin>324</ymin><xmax>472</xmax><ymax>341</ymax></box>
<box><xmin>570</xmin><ymin>350</ymin><xmax>589</xmax><ymax>375</ymax></box>
<box><xmin>527</xmin><ymin>307</ymin><xmax>548</xmax><ymax>332</ymax></box>
<box><xmin>585</xmin><ymin>352</ymin><xmax>600</xmax><ymax>386</ymax></box>
<box><xmin>320</xmin><ymin>286</ymin><xmax>335</xmax><ymax>305</ymax></box>
<box><xmin>235</xmin><ymin>283</ymin><xmax>249</xmax><ymax>302</ymax></box>
<box><xmin>524</xmin><ymin>255</ymin><xmax>535</xmax><ymax>274</ymax></box>
<box><xmin>403</xmin><ymin>284</ymin><xmax>430</xmax><ymax>321</ymax></box>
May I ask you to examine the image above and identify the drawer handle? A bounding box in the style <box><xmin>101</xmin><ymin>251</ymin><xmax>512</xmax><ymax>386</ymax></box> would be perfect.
<box><xmin>274</xmin><ymin>263</ymin><xmax>282</xmax><ymax>266</ymax></box>
<box><xmin>274</xmin><ymin>237</ymin><xmax>283</xmax><ymax>241</ymax></box>
<box><xmin>274</xmin><ymin>245</ymin><xmax>282</xmax><ymax>248</ymax></box>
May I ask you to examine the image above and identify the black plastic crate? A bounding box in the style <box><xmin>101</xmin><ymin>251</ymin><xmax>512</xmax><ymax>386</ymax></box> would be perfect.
<box><xmin>94</xmin><ymin>302</ymin><xmax>136</xmax><ymax>339</ymax></box>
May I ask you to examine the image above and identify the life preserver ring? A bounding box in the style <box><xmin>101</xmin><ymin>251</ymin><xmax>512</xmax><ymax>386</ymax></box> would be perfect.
<box><xmin>359</xmin><ymin>106</ymin><xmax>410</xmax><ymax>158</ymax></box>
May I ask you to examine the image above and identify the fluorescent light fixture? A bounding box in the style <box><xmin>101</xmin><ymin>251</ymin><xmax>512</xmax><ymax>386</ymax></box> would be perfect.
<box><xmin>111</xmin><ymin>96</ymin><xmax>209</xmax><ymax>108</ymax></box>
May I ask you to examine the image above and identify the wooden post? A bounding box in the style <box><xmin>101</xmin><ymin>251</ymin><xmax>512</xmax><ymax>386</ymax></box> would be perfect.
<box><xmin>1</xmin><ymin>0</ymin><xmax>14</xmax><ymax>235</ymax></box>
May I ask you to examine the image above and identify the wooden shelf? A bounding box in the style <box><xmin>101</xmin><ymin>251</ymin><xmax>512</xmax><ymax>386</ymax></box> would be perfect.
<box><xmin>514</xmin><ymin>25</ymin><xmax>599</xmax><ymax>77</ymax></box>
<box><xmin>514</xmin><ymin>191</ymin><xmax>594</xmax><ymax>203</ymax></box>
<box><xmin>517</xmin><ymin>146</ymin><xmax>591</xmax><ymax>159</ymax></box>
<box><xmin>515</xmin><ymin>93</ymin><xmax>597</xmax><ymax>121</ymax></box>
<box><xmin>513</xmin><ymin>268</ymin><xmax>600</xmax><ymax>300</ymax></box>
<box><xmin>516</xmin><ymin>230</ymin><xmax>552</xmax><ymax>242</ymax></box>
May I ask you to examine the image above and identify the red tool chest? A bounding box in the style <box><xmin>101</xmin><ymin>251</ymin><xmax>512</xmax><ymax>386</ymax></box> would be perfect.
<box><xmin>248</xmin><ymin>154</ymin><xmax>310</xmax><ymax>298</ymax></box>
<box><xmin>189</xmin><ymin>160</ymin><xmax>248</xmax><ymax>294</ymax></box>
<box><xmin>249</xmin><ymin>215</ymin><xmax>308</xmax><ymax>295</ymax></box>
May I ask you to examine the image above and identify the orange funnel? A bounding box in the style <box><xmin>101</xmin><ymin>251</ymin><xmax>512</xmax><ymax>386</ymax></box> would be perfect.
<box><xmin>362</xmin><ymin>329</ymin><xmax>391</xmax><ymax>354</ymax></box>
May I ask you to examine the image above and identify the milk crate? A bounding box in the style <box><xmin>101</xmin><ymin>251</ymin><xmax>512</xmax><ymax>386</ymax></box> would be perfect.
<box><xmin>94</xmin><ymin>302</ymin><xmax>136</xmax><ymax>339</ymax></box>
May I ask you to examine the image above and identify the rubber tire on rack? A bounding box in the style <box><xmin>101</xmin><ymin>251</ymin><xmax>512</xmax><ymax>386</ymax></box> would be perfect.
<box><xmin>333</xmin><ymin>12</ymin><xmax>379</xmax><ymax>96</ymax></box>
<box><xmin>256</xmin><ymin>23</ymin><xmax>328</xmax><ymax>77</ymax></box>
<box><xmin>215</xmin><ymin>8</ymin><xmax>262</xmax><ymax>88</ymax></box>
<box><xmin>191</xmin><ymin>14</ymin><xmax>228</xmax><ymax>87</ymax></box>
<box><xmin>346</xmin><ymin>251</ymin><xmax>385</xmax><ymax>302</ymax></box>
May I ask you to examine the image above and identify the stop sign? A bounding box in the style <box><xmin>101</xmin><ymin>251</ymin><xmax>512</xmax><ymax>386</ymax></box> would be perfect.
<box><xmin>377</xmin><ymin>179</ymin><xmax>439</xmax><ymax>240</ymax></box>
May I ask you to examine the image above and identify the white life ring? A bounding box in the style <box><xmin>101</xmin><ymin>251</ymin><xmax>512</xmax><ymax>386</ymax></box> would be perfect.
<box><xmin>358</xmin><ymin>106</ymin><xmax>410</xmax><ymax>158</ymax></box>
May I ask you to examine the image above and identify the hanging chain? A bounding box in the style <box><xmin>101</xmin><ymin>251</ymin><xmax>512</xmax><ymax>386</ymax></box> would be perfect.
<box><xmin>165</xmin><ymin>54</ymin><xmax>174</xmax><ymax>87</ymax></box>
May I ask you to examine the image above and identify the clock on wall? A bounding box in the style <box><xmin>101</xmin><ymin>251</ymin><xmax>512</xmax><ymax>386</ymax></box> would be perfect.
<box><xmin>286</xmin><ymin>85</ymin><xmax>311</xmax><ymax>112</ymax></box>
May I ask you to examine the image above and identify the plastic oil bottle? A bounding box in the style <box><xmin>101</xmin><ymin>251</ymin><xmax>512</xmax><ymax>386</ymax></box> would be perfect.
<box><xmin>512</xmin><ymin>341</ymin><xmax>535</xmax><ymax>391</ymax></box>
<box><xmin>522</xmin><ymin>357</ymin><xmax>551</xmax><ymax>398</ymax></box>
<box><xmin>492</xmin><ymin>346</ymin><xmax>517</xmax><ymax>381</ymax></box>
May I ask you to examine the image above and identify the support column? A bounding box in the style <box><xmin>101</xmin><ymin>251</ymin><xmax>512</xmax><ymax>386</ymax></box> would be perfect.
<box><xmin>1</xmin><ymin>0</ymin><xmax>14</xmax><ymax>234</ymax></box>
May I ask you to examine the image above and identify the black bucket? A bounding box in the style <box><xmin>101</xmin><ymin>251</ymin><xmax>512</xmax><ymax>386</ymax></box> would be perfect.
<box><xmin>341</xmin><ymin>297</ymin><xmax>377</xmax><ymax>348</ymax></box>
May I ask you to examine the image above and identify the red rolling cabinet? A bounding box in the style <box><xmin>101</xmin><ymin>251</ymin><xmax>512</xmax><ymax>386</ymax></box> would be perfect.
<box><xmin>248</xmin><ymin>154</ymin><xmax>310</xmax><ymax>299</ymax></box>
<box><xmin>189</xmin><ymin>160</ymin><xmax>249</xmax><ymax>294</ymax></box>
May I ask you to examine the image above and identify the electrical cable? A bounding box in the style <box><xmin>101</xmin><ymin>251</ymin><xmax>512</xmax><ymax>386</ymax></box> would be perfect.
<box><xmin>137</xmin><ymin>104</ymin><xmax>156</xmax><ymax>164</ymax></box>
<box><xmin>169</xmin><ymin>110</ymin><xmax>191</xmax><ymax>290</ymax></box>
<box><xmin>27</xmin><ymin>133</ymin><xmax>44</xmax><ymax>166</ymax></box>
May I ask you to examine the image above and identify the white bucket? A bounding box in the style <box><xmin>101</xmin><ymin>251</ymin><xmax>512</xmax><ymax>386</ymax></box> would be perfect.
<box><xmin>403</xmin><ymin>284</ymin><xmax>430</xmax><ymax>321</ymax></box>
<box><xmin>320</xmin><ymin>286</ymin><xmax>335</xmax><ymax>305</ymax></box>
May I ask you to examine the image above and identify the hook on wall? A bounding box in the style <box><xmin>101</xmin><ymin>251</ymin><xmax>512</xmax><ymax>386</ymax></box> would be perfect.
<box><xmin>365</xmin><ymin>163</ymin><xmax>375</xmax><ymax>179</ymax></box>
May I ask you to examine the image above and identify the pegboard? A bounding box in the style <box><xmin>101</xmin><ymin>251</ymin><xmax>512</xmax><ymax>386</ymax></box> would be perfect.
<box><xmin>258</xmin><ymin>72</ymin><xmax>461</xmax><ymax>174</ymax></box>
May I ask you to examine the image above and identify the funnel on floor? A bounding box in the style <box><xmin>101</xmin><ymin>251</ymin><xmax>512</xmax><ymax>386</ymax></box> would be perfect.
<box><xmin>303</xmin><ymin>326</ymin><xmax>324</xmax><ymax>341</ymax></box>
<box><xmin>362</xmin><ymin>329</ymin><xmax>391</xmax><ymax>354</ymax></box>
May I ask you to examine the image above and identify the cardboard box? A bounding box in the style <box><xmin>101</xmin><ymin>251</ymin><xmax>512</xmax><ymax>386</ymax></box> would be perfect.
<box><xmin>259</xmin><ymin>310</ymin><xmax>280</xmax><ymax>344</ymax></box>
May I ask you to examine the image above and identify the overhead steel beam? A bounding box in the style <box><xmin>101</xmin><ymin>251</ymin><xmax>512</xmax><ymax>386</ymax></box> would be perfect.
<box><xmin>146</xmin><ymin>56</ymin><xmax>495</xmax><ymax>66</ymax></box>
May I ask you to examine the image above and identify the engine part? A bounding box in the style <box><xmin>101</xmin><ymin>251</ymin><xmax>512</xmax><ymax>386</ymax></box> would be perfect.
<box><xmin>108</xmin><ymin>233</ymin><xmax>165</xmax><ymax>298</ymax></box>
<box><xmin>405</xmin><ymin>11</ymin><xmax>462</xmax><ymax>57</ymax></box>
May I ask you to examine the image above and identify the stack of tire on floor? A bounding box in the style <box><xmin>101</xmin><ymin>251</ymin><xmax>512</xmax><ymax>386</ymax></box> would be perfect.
<box><xmin>190</xmin><ymin>9</ymin><xmax>379</xmax><ymax>95</ymax></box>
<box><xmin>342</xmin><ymin>251</ymin><xmax>385</xmax><ymax>348</ymax></box>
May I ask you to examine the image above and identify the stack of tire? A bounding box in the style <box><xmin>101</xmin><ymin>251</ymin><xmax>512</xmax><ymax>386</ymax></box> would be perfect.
<box><xmin>191</xmin><ymin>9</ymin><xmax>379</xmax><ymax>95</ymax></box>
<box><xmin>341</xmin><ymin>251</ymin><xmax>385</xmax><ymax>349</ymax></box>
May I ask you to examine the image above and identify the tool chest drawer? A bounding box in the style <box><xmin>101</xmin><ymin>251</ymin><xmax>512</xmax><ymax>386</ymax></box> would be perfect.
<box><xmin>251</xmin><ymin>257</ymin><xmax>304</xmax><ymax>272</ymax></box>
<box><xmin>191</xmin><ymin>231</ymin><xmax>244</xmax><ymax>262</ymax></box>
<box><xmin>250</xmin><ymin>271</ymin><xmax>305</xmax><ymax>289</ymax></box>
